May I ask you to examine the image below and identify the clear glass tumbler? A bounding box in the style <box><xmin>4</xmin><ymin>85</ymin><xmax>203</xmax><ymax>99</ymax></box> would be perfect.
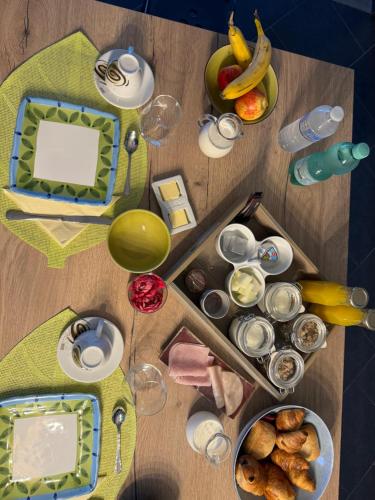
<box><xmin>126</xmin><ymin>363</ymin><xmax>167</xmax><ymax>416</ymax></box>
<box><xmin>140</xmin><ymin>94</ymin><xmax>182</xmax><ymax>146</ymax></box>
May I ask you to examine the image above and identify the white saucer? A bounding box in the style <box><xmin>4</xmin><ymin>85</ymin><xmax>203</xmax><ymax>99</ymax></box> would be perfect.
<box><xmin>93</xmin><ymin>49</ymin><xmax>155</xmax><ymax>110</ymax></box>
<box><xmin>57</xmin><ymin>316</ymin><xmax>124</xmax><ymax>383</ymax></box>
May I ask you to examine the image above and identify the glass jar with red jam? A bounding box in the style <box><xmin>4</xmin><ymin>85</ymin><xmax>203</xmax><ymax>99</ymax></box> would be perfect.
<box><xmin>128</xmin><ymin>273</ymin><xmax>168</xmax><ymax>314</ymax></box>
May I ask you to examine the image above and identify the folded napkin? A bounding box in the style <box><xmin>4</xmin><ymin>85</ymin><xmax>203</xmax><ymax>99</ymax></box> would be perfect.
<box><xmin>4</xmin><ymin>189</ymin><xmax>119</xmax><ymax>247</ymax></box>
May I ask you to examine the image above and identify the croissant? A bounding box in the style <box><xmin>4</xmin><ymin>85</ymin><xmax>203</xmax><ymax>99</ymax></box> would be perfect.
<box><xmin>287</xmin><ymin>469</ymin><xmax>316</xmax><ymax>492</ymax></box>
<box><xmin>271</xmin><ymin>449</ymin><xmax>309</xmax><ymax>472</ymax></box>
<box><xmin>299</xmin><ymin>424</ymin><xmax>320</xmax><ymax>462</ymax></box>
<box><xmin>276</xmin><ymin>430</ymin><xmax>307</xmax><ymax>454</ymax></box>
<box><xmin>235</xmin><ymin>455</ymin><xmax>267</xmax><ymax>495</ymax></box>
<box><xmin>264</xmin><ymin>463</ymin><xmax>296</xmax><ymax>500</ymax></box>
<box><xmin>243</xmin><ymin>420</ymin><xmax>276</xmax><ymax>460</ymax></box>
<box><xmin>276</xmin><ymin>409</ymin><xmax>305</xmax><ymax>431</ymax></box>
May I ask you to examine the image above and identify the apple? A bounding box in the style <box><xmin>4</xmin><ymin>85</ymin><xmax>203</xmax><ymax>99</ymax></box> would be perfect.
<box><xmin>217</xmin><ymin>65</ymin><xmax>243</xmax><ymax>91</ymax></box>
<box><xmin>234</xmin><ymin>88</ymin><xmax>268</xmax><ymax>121</ymax></box>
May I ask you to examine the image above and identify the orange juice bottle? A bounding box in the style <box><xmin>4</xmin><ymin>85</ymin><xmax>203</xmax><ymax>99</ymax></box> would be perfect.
<box><xmin>309</xmin><ymin>304</ymin><xmax>375</xmax><ymax>330</ymax></box>
<box><xmin>298</xmin><ymin>280</ymin><xmax>368</xmax><ymax>308</ymax></box>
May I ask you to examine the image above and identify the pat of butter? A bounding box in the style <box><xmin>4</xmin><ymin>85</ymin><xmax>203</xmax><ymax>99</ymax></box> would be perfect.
<box><xmin>169</xmin><ymin>209</ymin><xmax>189</xmax><ymax>228</ymax></box>
<box><xmin>159</xmin><ymin>181</ymin><xmax>181</xmax><ymax>201</ymax></box>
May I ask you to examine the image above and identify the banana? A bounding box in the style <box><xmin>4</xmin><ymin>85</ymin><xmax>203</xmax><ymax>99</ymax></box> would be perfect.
<box><xmin>221</xmin><ymin>11</ymin><xmax>271</xmax><ymax>100</ymax></box>
<box><xmin>228</xmin><ymin>11</ymin><xmax>252</xmax><ymax>69</ymax></box>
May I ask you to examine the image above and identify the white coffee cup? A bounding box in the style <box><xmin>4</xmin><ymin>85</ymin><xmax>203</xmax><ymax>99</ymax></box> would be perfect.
<box><xmin>105</xmin><ymin>47</ymin><xmax>143</xmax><ymax>98</ymax></box>
<box><xmin>73</xmin><ymin>323</ymin><xmax>112</xmax><ymax>370</ymax></box>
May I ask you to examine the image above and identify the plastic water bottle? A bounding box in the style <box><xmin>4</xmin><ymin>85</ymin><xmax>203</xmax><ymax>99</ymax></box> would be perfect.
<box><xmin>289</xmin><ymin>141</ymin><xmax>370</xmax><ymax>186</ymax></box>
<box><xmin>279</xmin><ymin>105</ymin><xmax>344</xmax><ymax>153</ymax></box>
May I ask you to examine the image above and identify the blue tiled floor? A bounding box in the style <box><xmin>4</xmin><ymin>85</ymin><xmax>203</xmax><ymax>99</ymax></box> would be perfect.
<box><xmin>103</xmin><ymin>1</ymin><xmax>375</xmax><ymax>498</ymax></box>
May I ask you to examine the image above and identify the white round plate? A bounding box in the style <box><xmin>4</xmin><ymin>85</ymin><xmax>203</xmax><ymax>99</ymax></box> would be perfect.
<box><xmin>233</xmin><ymin>404</ymin><xmax>334</xmax><ymax>500</ymax></box>
<box><xmin>93</xmin><ymin>49</ymin><xmax>155</xmax><ymax>109</ymax></box>
<box><xmin>57</xmin><ymin>316</ymin><xmax>124</xmax><ymax>383</ymax></box>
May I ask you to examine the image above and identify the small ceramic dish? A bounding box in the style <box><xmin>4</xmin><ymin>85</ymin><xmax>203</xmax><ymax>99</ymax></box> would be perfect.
<box><xmin>255</xmin><ymin>236</ymin><xmax>293</xmax><ymax>276</ymax></box>
<box><xmin>233</xmin><ymin>405</ymin><xmax>334</xmax><ymax>500</ymax></box>
<box><xmin>94</xmin><ymin>49</ymin><xmax>154</xmax><ymax>109</ymax></box>
<box><xmin>204</xmin><ymin>44</ymin><xmax>278</xmax><ymax>125</ymax></box>
<box><xmin>226</xmin><ymin>266</ymin><xmax>265</xmax><ymax>308</ymax></box>
<box><xmin>0</xmin><ymin>393</ymin><xmax>100</xmax><ymax>499</ymax></box>
<box><xmin>152</xmin><ymin>175</ymin><xmax>197</xmax><ymax>235</ymax></box>
<box><xmin>216</xmin><ymin>223</ymin><xmax>257</xmax><ymax>266</ymax></box>
<box><xmin>9</xmin><ymin>96</ymin><xmax>120</xmax><ymax>205</ymax></box>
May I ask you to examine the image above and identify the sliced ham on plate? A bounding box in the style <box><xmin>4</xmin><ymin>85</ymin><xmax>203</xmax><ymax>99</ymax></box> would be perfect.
<box><xmin>175</xmin><ymin>374</ymin><xmax>212</xmax><ymax>386</ymax></box>
<box><xmin>222</xmin><ymin>371</ymin><xmax>244</xmax><ymax>417</ymax></box>
<box><xmin>168</xmin><ymin>342</ymin><xmax>211</xmax><ymax>378</ymax></box>
<box><xmin>208</xmin><ymin>365</ymin><xmax>225</xmax><ymax>409</ymax></box>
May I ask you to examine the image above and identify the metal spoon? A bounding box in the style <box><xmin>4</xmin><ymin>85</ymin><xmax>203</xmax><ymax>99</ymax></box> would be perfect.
<box><xmin>112</xmin><ymin>406</ymin><xmax>127</xmax><ymax>474</ymax></box>
<box><xmin>123</xmin><ymin>129</ymin><xmax>139</xmax><ymax>197</ymax></box>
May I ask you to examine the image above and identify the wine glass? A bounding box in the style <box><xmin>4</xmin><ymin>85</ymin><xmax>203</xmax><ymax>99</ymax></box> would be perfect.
<box><xmin>140</xmin><ymin>94</ymin><xmax>182</xmax><ymax>147</ymax></box>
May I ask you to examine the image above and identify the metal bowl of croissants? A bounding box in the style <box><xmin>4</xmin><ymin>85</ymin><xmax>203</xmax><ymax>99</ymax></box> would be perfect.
<box><xmin>233</xmin><ymin>405</ymin><xmax>334</xmax><ymax>499</ymax></box>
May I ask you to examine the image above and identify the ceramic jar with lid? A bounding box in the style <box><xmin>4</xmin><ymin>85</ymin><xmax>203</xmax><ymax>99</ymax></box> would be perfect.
<box><xmin>229</xmin><ymin>314</ymin><xmax>275</xmax><ymax>359</ymax></box>
<box><xmin>266</xmin><ymin>349</ymin><xmax>304</xmax><ymax>394</ymax></box>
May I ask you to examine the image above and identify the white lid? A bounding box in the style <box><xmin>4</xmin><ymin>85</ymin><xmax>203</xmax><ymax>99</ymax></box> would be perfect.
<box><xmin>330</xmin><ymin>106</ymin><xmax>344</xmax><ymax>122</ymax></box>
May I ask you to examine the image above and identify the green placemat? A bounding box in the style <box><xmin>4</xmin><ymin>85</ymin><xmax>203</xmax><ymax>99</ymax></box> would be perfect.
<box><xmin>0</xmin><ymin>308</ymin><xmax>136</xmax><ymax>500</ymax></box>
<box><xmin>0</xmin><ymin>32</ymin><xmax>148</xmax><ymax>268</ymax></box>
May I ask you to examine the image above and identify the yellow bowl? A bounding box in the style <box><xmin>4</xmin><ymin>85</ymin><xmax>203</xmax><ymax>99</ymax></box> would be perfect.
<box><xmin>204</xmin><ymin>44</ymin><xmax>278</xmax><ymax>124</ymax></box>
<box><xmin>107</xmin><ymin>209</ymin><xmax>171</xmax><ymax>273</ymax></box>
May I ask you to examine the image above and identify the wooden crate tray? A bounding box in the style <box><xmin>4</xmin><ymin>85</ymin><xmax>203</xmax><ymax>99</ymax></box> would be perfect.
<box><xmin>164</xmin><ymin>195</ymin><xmax>335</xmax><ymax>401</ymax></box>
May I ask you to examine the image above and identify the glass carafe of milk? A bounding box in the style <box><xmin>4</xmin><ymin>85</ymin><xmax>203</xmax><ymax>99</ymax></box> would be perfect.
<box><xmin>198</xmin><ymin>113</ymin><xmax>243</xmax><ymax>158</ymax></box>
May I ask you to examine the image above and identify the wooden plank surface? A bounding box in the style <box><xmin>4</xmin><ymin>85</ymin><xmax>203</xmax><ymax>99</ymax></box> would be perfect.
<box><xmin>0</xmin><ymin>1</ymin><xmax>353</xmax><ymax>499</ymax></box>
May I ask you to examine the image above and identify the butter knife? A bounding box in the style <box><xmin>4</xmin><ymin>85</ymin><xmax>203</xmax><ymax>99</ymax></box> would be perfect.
<box><xmin>6</xmin><ymin>210</ymin><xmax>113</xmax><ymax>225</ymax></box>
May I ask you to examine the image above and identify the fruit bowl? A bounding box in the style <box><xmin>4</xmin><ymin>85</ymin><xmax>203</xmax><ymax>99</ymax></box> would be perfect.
<box><xmin>204</xmin><ymin>44</ymin><xmax>278</xmax><ymax>124</ymax></box>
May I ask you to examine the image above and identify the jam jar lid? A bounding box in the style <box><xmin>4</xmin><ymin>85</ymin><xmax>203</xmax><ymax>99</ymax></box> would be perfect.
<box><xmin>236</xmin><ymin>315</ymin><xmax>275</xmax><ymax>358</ymax></box>
<box><xmin>267</xmin><ymin>349</ymin><xmax>304</xmax><ymax>391</ymax></box>
<box><xmin>291</xmin><ymin>314</ymin><xmax>327</xmax><ymax>353</ymax></box>
<box><xmin>264</xmin><ymin>282</ymin><xmax>302</xmax><ymax>322</ymax></box>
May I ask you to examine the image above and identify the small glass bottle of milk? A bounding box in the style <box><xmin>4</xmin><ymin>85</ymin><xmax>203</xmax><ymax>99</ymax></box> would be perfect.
<box><xmin>186</xmin><ymin>411</ymin><xmax>231</xmax><ymax>465</ymax></box>
<box><xmin>198</xmin><ymin>113</ymin><xmax>243</xmax><ymax>159</ymax></box>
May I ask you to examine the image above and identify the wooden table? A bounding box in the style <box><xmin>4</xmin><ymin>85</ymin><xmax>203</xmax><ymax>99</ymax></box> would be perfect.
<box><xmin>0</xmin><ymin>1</ymin><xmax>353</xmax><ymax>498</ymax></box>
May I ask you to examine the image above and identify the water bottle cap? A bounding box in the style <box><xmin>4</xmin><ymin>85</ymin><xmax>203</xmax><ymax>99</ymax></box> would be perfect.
<box><xmin>330</xmin><ymin>106</ymin><xmax>344</xmax><ymax>122</ymax></box>
<box><xmin>352</xmin><ymin>143</ymin><xmax>370</xmax><ymax>160</ymax></box>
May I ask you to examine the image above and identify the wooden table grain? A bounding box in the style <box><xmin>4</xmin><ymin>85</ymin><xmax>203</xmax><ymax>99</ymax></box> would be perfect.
<box><xmin>0</xmin><ymin>1</ymin><xmax>354</xmax><ymax>499</ymax></box>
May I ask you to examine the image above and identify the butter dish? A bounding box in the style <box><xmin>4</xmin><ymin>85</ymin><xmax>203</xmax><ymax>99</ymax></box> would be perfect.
<box><xmin>152</xmin><ymin>175</ymin><xmax>197</xmax><ymax>235</ymax></box>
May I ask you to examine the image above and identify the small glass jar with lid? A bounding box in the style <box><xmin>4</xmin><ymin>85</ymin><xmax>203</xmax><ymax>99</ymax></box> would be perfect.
<box><xmin>290</xmin><ymin>314</ymin><xmax>327</xmax><ymax>353</ymax></box>
<box><xmin>267</xmin><ymin>349</ymin><xmax>304</xmax><ymax>394</ymax></box>
<box><xmin>229</xmin><ymin>314</ymin><xmax>275</xmax><ymax>360</ymax></box>
<box><xmin>263</xmin><ymin>282</ymin><xmax>303</xmax><ymax>322</ymax></box>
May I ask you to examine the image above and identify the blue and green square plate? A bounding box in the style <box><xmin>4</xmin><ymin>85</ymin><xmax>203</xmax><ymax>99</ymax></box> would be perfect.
<box><xmin>0</xmin><ymin>393</ymin><xmax>100</xmax><ymax>499</ymax></box>
<box><xmin>9</xmin><ymin>96</ymin><xmax>120</xmax><ymax>205</ymax></box>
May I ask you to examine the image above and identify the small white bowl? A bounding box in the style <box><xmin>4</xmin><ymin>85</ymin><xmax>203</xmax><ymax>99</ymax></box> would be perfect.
<box><xmin>226</xmin><ymin>266</ymin><xmax>265</xmax><ymax>308</ymax></box>
<box><xmin>256</xmin><ymin>236</ymin><xmax>293</xmax><ymax>276</ymax></box>
<box><xmin>216</xmin><ymin>224</ymin><xmax>256</xmax><ymax>266</ymax></box>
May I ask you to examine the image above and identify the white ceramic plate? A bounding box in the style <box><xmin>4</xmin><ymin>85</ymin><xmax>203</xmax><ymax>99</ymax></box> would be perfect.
<box><xmin>57</xmin><ymin>316</ymin><xmax>124</xmax><ymax>383</ymax></box>
<box><xmin>93</xmin><ymin>49</ymin><xmax>154</xmax><ymax>109</ymax></box>
<box><xmin>233</xmin><ymin>404</ymin><xmax>334</xmax><ymax>500</ymax></box>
